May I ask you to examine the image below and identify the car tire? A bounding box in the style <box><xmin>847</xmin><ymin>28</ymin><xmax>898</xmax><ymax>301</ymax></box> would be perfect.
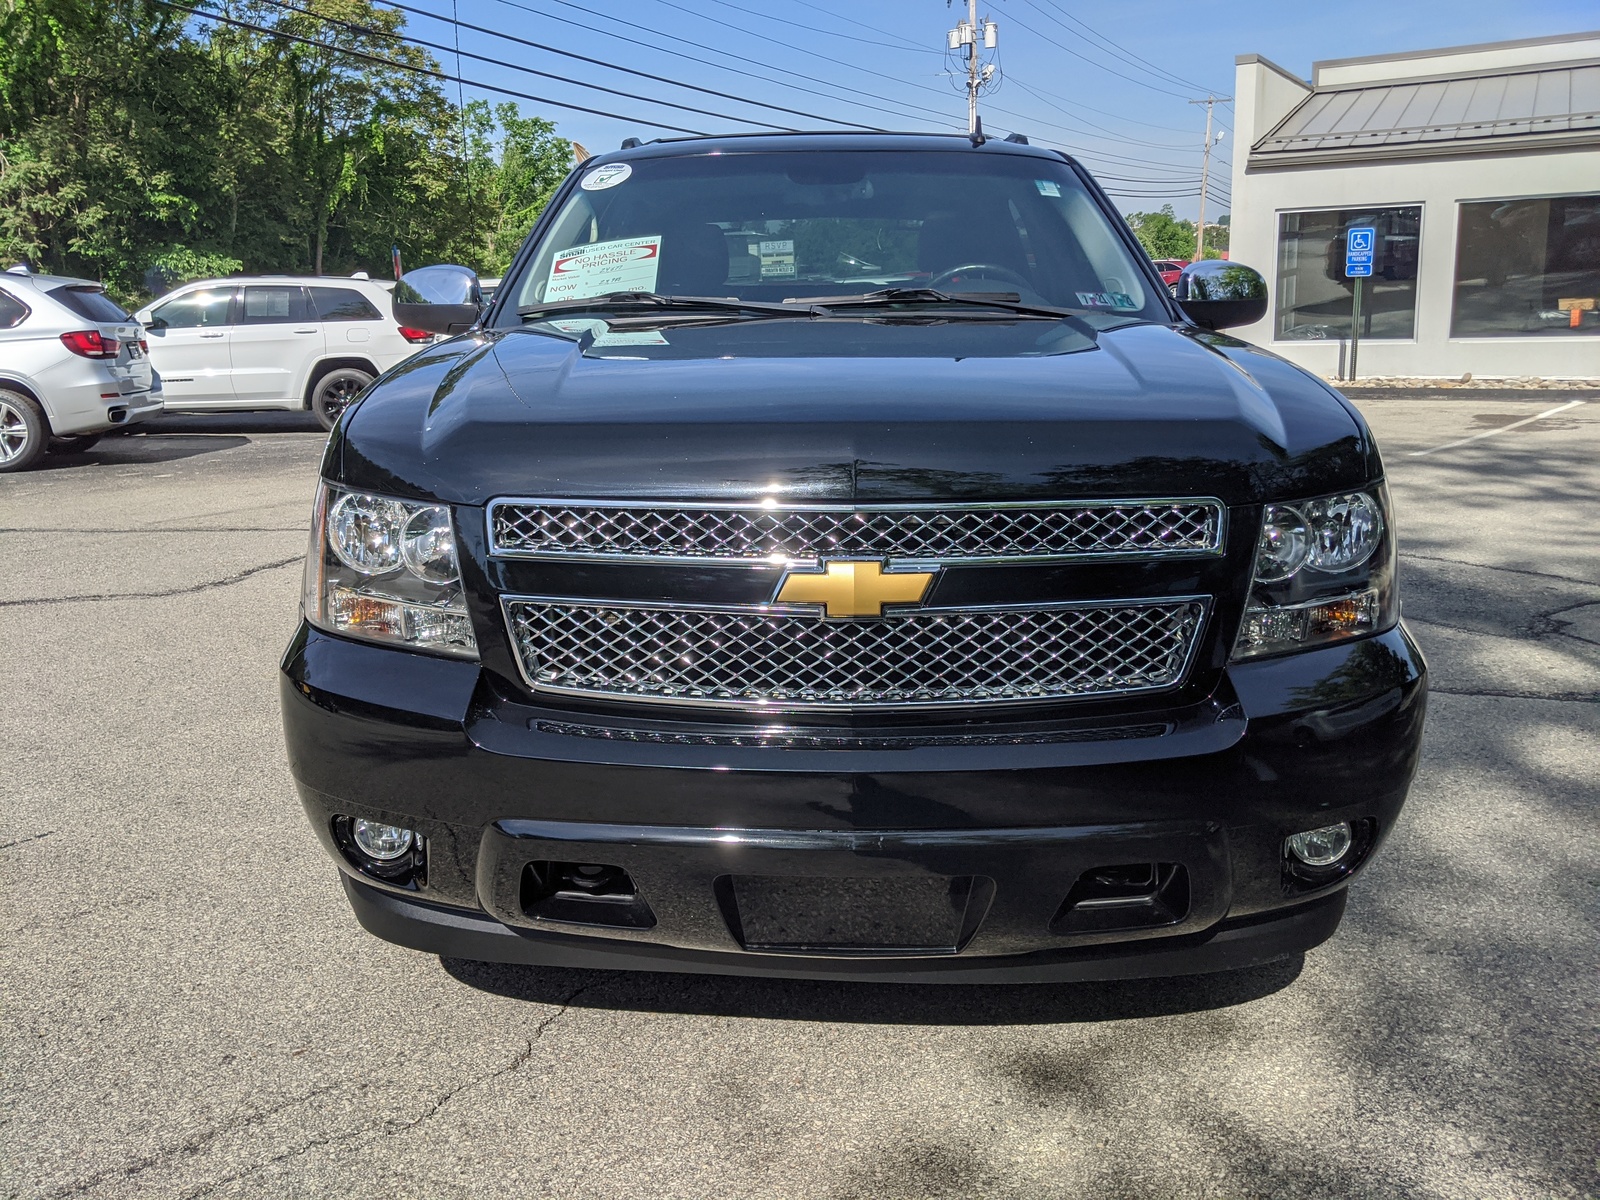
<box><xmin>0</xmin><ymin>388</ymin><xmax>49</xmax><ymax>473</ymax></box>
<box><xmin>310</xmin><ymin>366</ymin><xmax>374</xmax><ymax>432</ymax></box>
<box><xmin>47</xmin><ymin>433</ymin><xmax>105</xmax><ymax>455</ymax></box>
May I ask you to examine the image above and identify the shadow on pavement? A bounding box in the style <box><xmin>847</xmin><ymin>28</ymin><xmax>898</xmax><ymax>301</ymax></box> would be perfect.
<box><xmin>127</xmin><ymin>411</ymin><xmax>326</xmax><ymax>435</ymax></box>
<box><xmin>440</xmin><ymin>953</ymin><xmax>1303</xmax><ymax>1025</ymax></box>
<box><xmin>28</xmin><ymin>435</ymin><xmax>252</xmax><ymax>468</ymax></box>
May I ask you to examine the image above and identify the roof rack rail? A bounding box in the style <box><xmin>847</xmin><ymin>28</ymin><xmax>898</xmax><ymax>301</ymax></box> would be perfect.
<box><xmin>1004</xmin><ymin>132</ymin><xmax>1029</xmax><ymax>145</ymax></box>
<box><xmin>620</xmin><ymin>137</ymin><xmax>643</xmax><ymax>150</ymax></box>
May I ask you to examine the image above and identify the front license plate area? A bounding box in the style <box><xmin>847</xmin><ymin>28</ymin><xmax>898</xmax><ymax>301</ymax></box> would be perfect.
<box><xmin>726</xmin><ymin>874</ymin><xmax>977</xmax><ymax>954</ymax></box>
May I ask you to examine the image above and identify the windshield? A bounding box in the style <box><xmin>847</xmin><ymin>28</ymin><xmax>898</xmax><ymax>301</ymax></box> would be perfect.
<box><xmin>494</xmin><ymin>149</ymin><xmax>1164</xmax><ymax>325</ymax></box>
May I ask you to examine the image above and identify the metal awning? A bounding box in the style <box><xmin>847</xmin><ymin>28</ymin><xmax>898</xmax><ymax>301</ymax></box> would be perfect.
<box><xmin>1252</xmin><ymin>60</ymin><xmax>1600</xmax><ymax>166</ymax></box>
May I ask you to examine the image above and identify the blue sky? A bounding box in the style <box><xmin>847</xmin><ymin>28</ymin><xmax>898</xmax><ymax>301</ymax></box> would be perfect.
<box><xmin>397</xmin><ymin>0</ymin><xmax>1597</xmax><ymax>219</ymax></box>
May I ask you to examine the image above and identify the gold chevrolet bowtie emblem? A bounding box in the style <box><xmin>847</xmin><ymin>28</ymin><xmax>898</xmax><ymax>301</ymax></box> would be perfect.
<box><xmin>775</xmin><ymin>560</ymin><xmax>934</xmax><ymax>619</ymax></box>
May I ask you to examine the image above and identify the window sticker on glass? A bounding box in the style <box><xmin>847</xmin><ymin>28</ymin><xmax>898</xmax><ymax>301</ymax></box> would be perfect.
<box><xmin>546</xmin><ymin>317</ymin><xmax>668</xmax><ymax>347</ymax></box>
<box><xmin>1035</xmin><ymin>180</ymin><xmax>1062</xmax><ymax>197</ymax></box>
<box><xmin>593</xmin><ymin>330</ymin><xmax>668</xmax><ymax>347</ymax></box>
<box><xmin>1076</xmin><ymin>291</ymin><xmax>1136</xmax><ymax>309</ymax></box>
<box><xmin>758</xmin><ymin>239</ymin><xmax>796</xmax><ymax>279</ymax></box>
<box><xmin>580</xmin><ymin>163</ymin><xmax>632</xmax><ymax>191</ymax></box>
<box><xmin>544</xmin><ymin>235</ymin><xmax>662</xmax><ymax>302</ymax></box>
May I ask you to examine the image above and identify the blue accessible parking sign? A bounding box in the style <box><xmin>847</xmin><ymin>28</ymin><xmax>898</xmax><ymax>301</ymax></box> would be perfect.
<box><xmin>1345</xmin><ymin>227</ymin><xmax>1375</xmax><ymax>278</ymax></box>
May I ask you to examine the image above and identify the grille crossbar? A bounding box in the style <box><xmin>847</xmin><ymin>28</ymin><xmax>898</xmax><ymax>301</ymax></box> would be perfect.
<box><xmin>504</xmin><ymin>597</ymin><xmax>1208</xmax><ymax>710</ymax></box>
<box><xmin>488</xmin><ymin>500</ymin><xmax>1224</xmax><ymax>564</ymax></box>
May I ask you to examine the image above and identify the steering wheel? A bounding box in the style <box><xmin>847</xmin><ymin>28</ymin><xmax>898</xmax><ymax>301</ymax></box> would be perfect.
<box><xmin>927</xmin><ymin>263</ymin><xmax>1034</xmax><ymax>293</ymax></box>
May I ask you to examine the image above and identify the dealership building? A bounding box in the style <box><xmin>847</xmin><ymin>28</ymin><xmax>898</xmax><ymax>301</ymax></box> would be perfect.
<box><xmin>1228</xmin><ymin>31</ymin><xmax>1600</xmax><ymax>380</ymax></box>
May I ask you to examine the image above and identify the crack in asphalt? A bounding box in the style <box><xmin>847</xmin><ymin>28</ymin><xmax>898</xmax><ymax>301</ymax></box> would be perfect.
<box><xmin>386</xmin><ymin>982</ymin><xmax>592</xmax><ymax>1138</ymax></box>
<box><xmin>0</xmin><ymin>830</ymin><xmax>54</xmax><ymax>850</ymax></box>
<box><xmin>0</xmin><ymin>526</ymin><xmax>305</xmax><ymax>534</ymax></box>
<box><xmin>41</xmin><ymin>1082</ymin><xmax>347</xmax><ymax>1199</ymax></box>
<box><xmin>1528</xmin><ymin>599</ymin><xmax>1600</xmax><ymax>647</ymax></box>
<box><xmin>12</xmin><ymin>888</ymin><xmax>166</xmax><ymax>935</ymax></box>
<box><xmin>0</xmin><ymin>556</ymin><xmax>302</xmax><ymax>608</ymax></box>
<box><xmin>1430</xmin><ymin>686</ymin><xmax>1599</xmax><ymax>704</ymax></box>
<box><xmin>176</xmin><ymin>1129</ymin><xmax>371</xmax><ymax>1200</ymax></box>
<box><xmin>1399</xmin><ymin>550</ymin><xmax>1600</xmax><ymax>590</ymax></box>
<box><xmin>102</xmin><ymin>984</ymin><xmax>594</xmax><ymax>1199</ymax></box>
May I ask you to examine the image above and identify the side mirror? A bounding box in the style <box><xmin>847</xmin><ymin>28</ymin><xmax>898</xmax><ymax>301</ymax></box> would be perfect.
<box><xmin>1174</xmin><ymin>261</ymin><xmax>1268</xmax><ymax>331</ymax></box>
<box><xmin>392</xmin><ymin>264</ymin><xmax>483</xmax><ymax>335</ymax></box>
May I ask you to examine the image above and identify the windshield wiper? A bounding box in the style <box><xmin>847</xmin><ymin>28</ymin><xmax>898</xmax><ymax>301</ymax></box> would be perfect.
<box><xmin>518</xmin><ymin>292</ymin><xmax>803</xmax><ymax>320</ymax></box>
<box><xmin>799</xmin><ymin>287</ymin><xmax>1098</xmax><ymax>331</ymax></box>
<box><xmin>798</xmin><ymin>287</ymin><xmax>1087</xmax><ymax>321</ymax></box>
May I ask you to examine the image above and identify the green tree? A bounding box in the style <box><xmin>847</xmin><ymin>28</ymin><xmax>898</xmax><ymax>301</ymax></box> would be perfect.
<box><xmin>1124</xmin><ymin>205</ymin><xmax>1196</xmax><ymax>261</ymax></box>
<box><xmin>0</xmin><ymin>0</ymin><xmax>571</xmax><ymax>299</ymax></box>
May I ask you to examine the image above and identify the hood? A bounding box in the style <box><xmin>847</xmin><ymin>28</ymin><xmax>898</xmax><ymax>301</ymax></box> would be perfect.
<box><xmin>337</xmin><ymin>317</ymin><xmax>1376</xmax><ymax>507</ymax></box>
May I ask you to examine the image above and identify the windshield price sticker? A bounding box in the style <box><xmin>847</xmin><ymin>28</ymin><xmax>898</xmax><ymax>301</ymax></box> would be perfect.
<box><xmin>1035</xmin><ymin>179</ymin><xmax>1062</xmax><ymax>197</ymax></box>
<box><xmin>580</xmin><ymin>163</ymin><xmax>632</xmax><ymax>191</ymax></box>
<box><xmin>544</xmin><ymin>235</ymin><xmax>662</xmax><ymax>302</ymax></box>
<box><xmin>1076</xmin><ymin>291</ymin><xmax>1136</xmax><ymax>309</ymax></box>
<box><xmin>758</xmin><ymin>239</ymin><xmax>796</xmax><ymax>279</ymax></box>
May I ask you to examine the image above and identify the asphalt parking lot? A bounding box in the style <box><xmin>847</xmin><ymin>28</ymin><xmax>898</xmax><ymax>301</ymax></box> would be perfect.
<box><xmin>3</xmin><ymin>391</ymin><xmax>1597</xmax><ymax>1200</ymax></box>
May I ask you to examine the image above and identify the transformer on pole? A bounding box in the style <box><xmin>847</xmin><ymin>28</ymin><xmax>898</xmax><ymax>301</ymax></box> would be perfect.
<box><xmin>947</xmin><ymin>1</ymin><xmax>998</xmax><ymax>136</ymax></box>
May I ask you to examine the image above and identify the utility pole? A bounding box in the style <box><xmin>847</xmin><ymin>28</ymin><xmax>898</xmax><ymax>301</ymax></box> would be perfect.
<box><xmin>948</xmin><ymin>0</ymin><xmax>998</xmax><ymax>136</ymax></box>
<box><xmin>1189</xmin><ymin>95</ymin><xmax>1230</xmax><ymax>262</ymax></box>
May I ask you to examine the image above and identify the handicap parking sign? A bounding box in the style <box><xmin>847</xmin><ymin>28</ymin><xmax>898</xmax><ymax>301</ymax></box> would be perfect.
<box><xmin>1345</xmin><ymin>227</ymin><xmax>1376</xmax><ymax>278</ymax></box>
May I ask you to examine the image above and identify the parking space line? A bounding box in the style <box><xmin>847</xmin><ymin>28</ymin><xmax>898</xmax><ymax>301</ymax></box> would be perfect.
<box><xmin>1407</xmin><ymin>399</ymin><xmax>1587</xmax><ymax>457</ymax></box>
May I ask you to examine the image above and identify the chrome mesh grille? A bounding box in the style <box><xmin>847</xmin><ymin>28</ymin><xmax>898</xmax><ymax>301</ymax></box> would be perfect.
<box><xmin>504</xmin><ymin>598</ymin><xmax>1207</xmax><ymax>709</ymax></box>
<box><xmin>488</xmin><ymin>500</ymin><xmax>1223</xmax><ymax>563</ymax></box>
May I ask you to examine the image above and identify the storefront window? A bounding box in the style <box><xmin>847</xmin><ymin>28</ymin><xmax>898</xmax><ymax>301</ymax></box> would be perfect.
<box><xmin>1274</xmin><ymin>206</ymin><xmax>1421</xmax><ymax>341</ymax></box>
<box><xmin>1452</xmin><ymin>194</ymin><xmax>1600</xmax><ymax>338</ymax></box>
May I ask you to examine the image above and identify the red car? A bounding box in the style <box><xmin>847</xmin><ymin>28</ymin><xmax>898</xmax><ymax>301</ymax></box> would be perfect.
<box><xmin>1153</xmin><ymin>258</ymin><xmax>1190</xmax><ymax>286</ymax></box>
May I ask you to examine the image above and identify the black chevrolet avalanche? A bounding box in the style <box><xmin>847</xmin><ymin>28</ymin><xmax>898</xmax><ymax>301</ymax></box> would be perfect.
<box><xmin>280</xmin><ymin>133</ymin><xmax>1427</xmax><ymax>983</ymax></box>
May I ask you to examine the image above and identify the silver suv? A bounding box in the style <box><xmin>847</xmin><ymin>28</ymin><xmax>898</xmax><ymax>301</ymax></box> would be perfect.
<box><xmin>0</xmin><ymin>268</ymin><xmax>163</xmax><ymax>472</ymax></box>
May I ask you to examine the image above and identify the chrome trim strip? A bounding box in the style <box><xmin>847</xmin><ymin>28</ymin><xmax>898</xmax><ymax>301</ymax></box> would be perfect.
<box><xmin>485</xmin><ymin>496</ymin><xmax>1229</xmax><ymax>566</ymax></box>
<box><xmin>498</xmin><ymin>593</ymin><xmax>1211</xmax><ymax>712</ymax></box>
<box><xmin>529</xmin><ymin>718</ymin><xmax>1174</xmax><ymax>749</ymax></box>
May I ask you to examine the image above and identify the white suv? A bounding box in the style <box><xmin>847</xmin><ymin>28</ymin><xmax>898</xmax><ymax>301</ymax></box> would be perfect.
<box><xmin>135</xmin><ymin>275</ymin><xmax>429</xmax><ymax>430</ymax></box>
<box><xmin>0</xmin><ymin>268</ymin><xmax>163</xmax><ymax>472</ymax></box>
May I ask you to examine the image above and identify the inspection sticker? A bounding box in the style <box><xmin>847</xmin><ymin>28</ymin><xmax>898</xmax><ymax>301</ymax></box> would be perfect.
<box><xmin>1035</xmin><ymin>179</ymin><xmax>1062</xmax><ymax>197</ymax></box>
<box><xmin>544</xmin><ymin>235</ymin><xmax>661</xmax><ymax>303</ymax></box>
<box><xmin>758</xmin><ymin>239</ymin><xmax>796</xmax><ymax>279</ymax></box>
<box><xmin>580</xmin><ymin>162</ymin><xmax>632</xmax><ymax>191</ymax></box>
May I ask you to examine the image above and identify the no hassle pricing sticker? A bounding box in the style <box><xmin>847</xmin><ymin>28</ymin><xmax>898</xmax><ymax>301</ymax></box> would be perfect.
<box><xmin>544</xmin><ymin>235</ymin><xmax>662</xmax><ymax>303</ymax></box>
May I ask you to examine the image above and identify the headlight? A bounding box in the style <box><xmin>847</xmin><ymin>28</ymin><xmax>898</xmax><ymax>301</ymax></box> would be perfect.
<box><xmin>302</xmin><ymin>483</ymin><xmax>478</xmax><ymax>659</ymax></box>
<box><xmin>1232</xmin><ymin>484</ymin><xmax>1397</xmax><ymax>661</ymax></box>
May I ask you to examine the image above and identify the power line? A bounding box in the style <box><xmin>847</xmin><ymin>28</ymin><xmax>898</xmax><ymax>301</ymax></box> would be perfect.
<box><xmin>260</xmin><ymin>0</ymin><xmax>793</xmax><ymax>131</ymax></box>
<box><xmin>1094</xmin><ymin>173</ymin><xmax>1205</xmax><ymax>184</ymax></box>
<box><xmin>1005</xmin><ymin>78</ymin><xmax>1203</xmax><ymax>151</ymax></box>
<box><xmin>991</xmin><ymin>76</ymin><xmax>1207</xmax><ymax>135</ymax></box>
<box><xmin>698</xmin><ymin>0</ymin><xmax>943</xmax><ymax>56</ymax></box>
<box><xmin>479</xmin><ymin>0</ymin><xmax>1177</xmax><ymax>153</ymax></box>
<box><xmin>1027</xmin><ymin>0</ymin><xmax>1219</xmax><ymax>95</ymax></box>
<box><xmin>375</xmin><ymin>0</ymin><xmax>880</xmax><ymax>130</ymax></box>
<box><xmin>483</xmin><ymin>0</ymin><xmax>965</xmax><ymax>132</ymax></box>
<box><xmin>799</xmin><ymin>0</ymin><xmax>943</xmax><ymax>54</ymax></box>
<box><xmin>1001</xmin><ymin>5</ymin><xmax>1191</xmax><ymax>100</ymax></box>
<box><xmin>638</xmin><ymin>0</ymin><xmax>971</xmax><ymax>117</ymax></box>
<box><xmin>153</xmin><ymin>0</ymin><xmax>709</xmax><ymax>135</ymax></box>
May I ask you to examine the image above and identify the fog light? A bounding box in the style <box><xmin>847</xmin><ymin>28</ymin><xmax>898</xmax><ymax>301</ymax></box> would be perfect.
<box><xmin>352</xmin><ymin>818</ymin><xmax>414</xmax><ymax>861</ymax></box>
<box><xmin>1286</xmin><ymin>822</ymin><xmax>1353</xmax><ymax>867</ymax></box>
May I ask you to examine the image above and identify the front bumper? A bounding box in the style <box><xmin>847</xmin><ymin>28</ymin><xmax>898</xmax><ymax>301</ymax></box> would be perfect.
<box><xmin>281</xmin><ymin>622</ymin><xmax>1426</xmax><ymax>982</ymax></box>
